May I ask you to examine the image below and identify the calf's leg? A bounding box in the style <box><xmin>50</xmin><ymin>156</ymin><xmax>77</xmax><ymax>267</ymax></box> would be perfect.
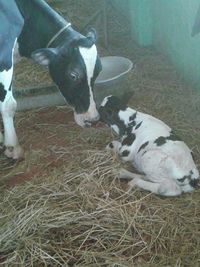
<box><xmin>119</xmin><ymin>168</ymin><xmax>182</xmax><ymax>196</ymax></box>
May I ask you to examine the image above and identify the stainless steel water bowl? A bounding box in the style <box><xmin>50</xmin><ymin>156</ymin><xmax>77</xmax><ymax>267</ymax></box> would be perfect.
<box><xmin>94</xmin><ymin>56</ymin><xmax>134</xmax><ymax>104</ymax></box>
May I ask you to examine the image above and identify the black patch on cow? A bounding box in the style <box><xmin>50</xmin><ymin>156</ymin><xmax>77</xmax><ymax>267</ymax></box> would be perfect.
<box><xmin>109</xmin><ymin>142</ymin><xmax>114</xmax><ymax>149</ymax></box>
<box><xmin>137</xmin><ymin>141</ymin><xmax>149</xmax><ymax>153</ymax></box>
<box><xmin>8</xmin><ymin>83</ymin><xmax>12</xmax><ymax>91</ymax></box>
<box><xmin>154</xmin><ymin>136</ymin><xmax>166</xmax><ymax>146</ymax></box>
<box><xmin>135</xmin><ymin>121</ymin><xmax>143</xmax><ymax>130</ymax></box>
<box><xmin>122</xmin><ymin>133</ymin><xmax>136</xmax><ymax>146</ymax></box>
<box><xmin>121</xmin><ymin>150</ymin><xmax>130</xmax><ymax>157</ymax></box>
<box><xmin>0</xmin><ymin>83</ymin><xmax>7</xmax><ymax>102</ymax></box>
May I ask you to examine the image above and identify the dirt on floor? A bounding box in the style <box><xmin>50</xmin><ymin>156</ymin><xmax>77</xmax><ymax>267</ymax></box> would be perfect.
<box><xmin>1</xmin><ymin>1</ymin><xmax>200</xmax><ymax>266</ymax></box>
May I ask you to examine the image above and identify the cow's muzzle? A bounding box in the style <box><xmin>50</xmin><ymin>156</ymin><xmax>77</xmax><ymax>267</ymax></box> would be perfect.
<box><xmin>74</xmin><ymin>112</ymin><xmax>100</xmax><ymax>128</ymax></box>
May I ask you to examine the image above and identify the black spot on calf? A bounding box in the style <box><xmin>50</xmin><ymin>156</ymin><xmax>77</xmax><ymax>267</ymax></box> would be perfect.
<box><xmin>129</xmin><ymin>112</ymin><xmax>137</xmax><ymax>122</ymax></box>
<box><xmin>138</xmin><ymin>141</ymin><xmax>149</xmax><ymax>153</ymax></box>
<box><xmin>154</xmin><ymin>132</ymin><xmax>181</xmax><ymax>147</ymax></box>
<box><xmin>135</xmin><ymin>121</ymin><xmax>143</xmax><ymax>130</ymax></box>
<box><xmin>177</xmin><ymin>176</ymin><xmax>188</xmax><ymax>183</ymax></box>
<box><xmin>0</xmin><ymin>83</ymin><xmax>7</xmax><ymax>102</ymax></box>
<box><xmin>122</xmin><ymin>133</ymin><xmax>136</xmax><ymax>146</ymax></box>
<box><xmin>121</xmin><ymin>150</ymin><xmax>130</xmax><ymax>157</ymax></box>
<box><xmin>154</xmin><ymin>136</ymin><xmax>166</xmax><ymax>146</ymax></box>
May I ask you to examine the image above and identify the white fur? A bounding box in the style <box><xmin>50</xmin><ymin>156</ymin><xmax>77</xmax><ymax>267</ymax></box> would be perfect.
<box><xmin>103</xmin><ymin>99</ymin><xmax>199</xmax><ymax>196</ymax></box>
<box><xmin>76</xmin><ymin>45</ymin><xmax>99</xmax><ymax>127</ymax></box>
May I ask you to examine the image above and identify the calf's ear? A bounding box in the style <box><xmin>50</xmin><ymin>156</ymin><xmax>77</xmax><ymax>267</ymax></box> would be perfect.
<box><xmin>31</xmin><ymin>48</ymin><xmax>58</xmax><ymax>66</ymax></box>
<box><xmin>86</xmin><ymin>28</ymin><xmax>97</xmax><ymax>43</ymax></box>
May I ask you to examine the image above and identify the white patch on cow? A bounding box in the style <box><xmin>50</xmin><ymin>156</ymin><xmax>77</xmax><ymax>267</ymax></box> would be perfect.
<box><xmin>77</xmin><ymin>45</ymin><xmax>99</xmax><ymax>125</ymax></box>
<box><xmin>13</xmin><ymin>41</ymin><xmax>22</xmax><ymax>64</ymax></box>
<box><xmin>0</xmin><ymin>38</ymin><xmax>23</xmax><ymax>159</ymax></box>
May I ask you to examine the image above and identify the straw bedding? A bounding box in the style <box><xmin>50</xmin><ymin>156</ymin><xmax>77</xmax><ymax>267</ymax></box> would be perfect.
<box><xmin>1</xmin><ymin>1</ymin><xmax>200</xmax><ymax>266</ymax></box>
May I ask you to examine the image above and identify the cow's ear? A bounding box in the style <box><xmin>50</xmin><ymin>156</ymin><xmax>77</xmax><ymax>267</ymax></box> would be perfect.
<box><xmin>86</xmin><ymin>28</ymin><xmax>97</xmax><ymax>43</ymax></box>
<box><xmin>31</xmin><ymin>48</ymin><xmax>58</xmax><ymax>66</ymax></box>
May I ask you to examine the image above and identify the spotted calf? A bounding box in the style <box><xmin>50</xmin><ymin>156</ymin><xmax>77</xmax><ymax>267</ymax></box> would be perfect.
<box><xmin>99</xmin><ymin>96</ymin><xmax>199</xmax><ymax>196</ymax></box>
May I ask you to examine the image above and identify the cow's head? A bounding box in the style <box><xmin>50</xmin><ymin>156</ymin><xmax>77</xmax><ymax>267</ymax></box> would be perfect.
<box><xmin>31</xmin><ymin>29</ymin><xmax>102</xmax><ymax>127</ymax></box>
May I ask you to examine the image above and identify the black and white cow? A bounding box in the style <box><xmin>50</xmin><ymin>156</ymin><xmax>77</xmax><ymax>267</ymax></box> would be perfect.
<box><xmin>0</xmin><ymin>0</ymin><xmax>102</xmax><ymax>159</ymax></box>
<box><xmin>99</xmin><ymin>96</ymin><xmax>199</xmax><ymax>196</ymax></box>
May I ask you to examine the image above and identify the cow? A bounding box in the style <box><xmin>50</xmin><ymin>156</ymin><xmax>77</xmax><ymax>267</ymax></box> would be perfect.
<box><xmin>99</xmin><ymin>95</ymin><xmax>199</xmax><ymax>197</ymax></box>
<box><xmin>0</xmin><ymin>0</ymin><xmax>102</xmax><ymax>160</ymax></box>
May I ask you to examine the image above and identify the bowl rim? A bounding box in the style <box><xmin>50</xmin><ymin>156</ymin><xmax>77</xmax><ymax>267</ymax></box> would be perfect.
<box><xmin>95</xmin><ymin>56</ymin><xmax>134</xmax><ymax>84</ymax></box>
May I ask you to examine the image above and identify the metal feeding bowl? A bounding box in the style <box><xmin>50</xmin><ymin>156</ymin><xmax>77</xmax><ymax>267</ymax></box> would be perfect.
<box><xmin>94</xmin><ymin>56</ymin><xmax>134</xmax><ymax>105</ymax></box>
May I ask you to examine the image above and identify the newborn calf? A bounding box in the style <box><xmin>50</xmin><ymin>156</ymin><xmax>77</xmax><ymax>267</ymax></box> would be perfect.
<box><xmin>99</xmin><ymin>95</ymin><xmax>199</xmax><ymax>196</ymax></box>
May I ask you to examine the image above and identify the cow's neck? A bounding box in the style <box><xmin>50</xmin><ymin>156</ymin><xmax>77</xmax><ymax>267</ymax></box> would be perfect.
<box><xmin>15</xmin><ymin>0</ymin><xmax>79</xmax><ymax>57</ymax></box>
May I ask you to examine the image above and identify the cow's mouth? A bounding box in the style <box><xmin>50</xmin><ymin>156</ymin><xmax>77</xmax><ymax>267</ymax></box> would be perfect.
<box><xmin>74</xmin><ymin>112</ymin><xmax>100</xmax><ymax>128</ymax></box>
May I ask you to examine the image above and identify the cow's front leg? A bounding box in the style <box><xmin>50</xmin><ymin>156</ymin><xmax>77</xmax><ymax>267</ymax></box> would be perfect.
<box><xmin>1</xmin><ymin>91</ymin><xmax>23</xmax><ymax>159</ymax></box>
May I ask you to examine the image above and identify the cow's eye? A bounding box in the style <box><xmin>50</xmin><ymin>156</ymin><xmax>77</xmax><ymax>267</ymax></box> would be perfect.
<box><xmin>69</xmin><ymin>71</ymin><xmax>79</xmax><ymax>81</ymax></box>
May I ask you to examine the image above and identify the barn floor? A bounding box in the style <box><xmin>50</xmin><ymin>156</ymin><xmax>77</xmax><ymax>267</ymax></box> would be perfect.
<box><xmin>1</xmin><ymin>1</ymin><xmax>200</xmax><ymax>266</ymax></box>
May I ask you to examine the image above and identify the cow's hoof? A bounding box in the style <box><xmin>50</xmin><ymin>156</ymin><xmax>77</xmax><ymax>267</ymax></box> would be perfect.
<box><xmin>4</xmin><ymin>145</ymin><xmax>24</xmax><ymax>160</ymax></box>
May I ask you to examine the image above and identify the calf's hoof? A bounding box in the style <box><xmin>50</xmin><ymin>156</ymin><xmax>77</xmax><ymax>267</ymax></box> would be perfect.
<box><xmin>4</xmin><ymin>145</ymin><xmax>24</xmax><ymax>160</ymax></box>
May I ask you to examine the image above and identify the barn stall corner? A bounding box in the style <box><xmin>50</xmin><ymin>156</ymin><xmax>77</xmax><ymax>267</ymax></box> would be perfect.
<box><xmin>1</xmin><ymin>0</ymin><xmax>200</xmax><ymax>266</ymax></box>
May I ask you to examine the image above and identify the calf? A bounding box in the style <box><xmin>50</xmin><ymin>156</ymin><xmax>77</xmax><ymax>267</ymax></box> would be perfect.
<box><xmin>99</xmin><ymin>95</ymin><xmax>199</xmax><ymax>196</ymax></box>
<box><xmin>0</xmin><ymin>0</ymin><xmax>102</xmax><ymax>160</ymax></box>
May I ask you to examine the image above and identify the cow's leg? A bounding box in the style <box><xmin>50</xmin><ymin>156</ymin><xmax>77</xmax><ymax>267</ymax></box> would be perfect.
<box><xmin>1</xmin><ymin>91</ymin><xmax>23</xmax><ymax>159</ymax></box>
<box><xmin>0</xmin><ymin>68</ymin><xmax>23</xmax><ymax>159</ymax></box>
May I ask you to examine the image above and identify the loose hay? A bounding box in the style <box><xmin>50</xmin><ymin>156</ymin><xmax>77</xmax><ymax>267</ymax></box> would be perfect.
<box><xmin>0</xmin><ymin>149</ymin><xmax>200</xmax><ymax>266</ymax></box>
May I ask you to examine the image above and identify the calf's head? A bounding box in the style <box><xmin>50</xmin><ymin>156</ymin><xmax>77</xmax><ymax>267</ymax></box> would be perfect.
<box><xmin>31</xmin><ymin>29</ymin><xmax>102</xmax><ymax>127</ymax></box>
<box><xmin>99</xmin><ymin>95</ymin><xmax>130</xmax><ymax>135</ymax></box>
